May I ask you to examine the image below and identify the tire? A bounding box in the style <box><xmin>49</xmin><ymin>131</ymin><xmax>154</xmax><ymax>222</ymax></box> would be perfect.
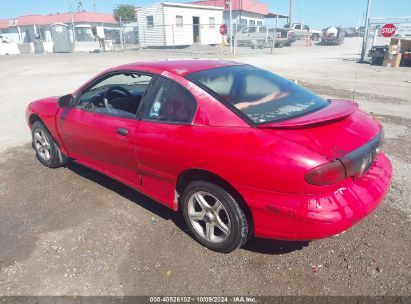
<box><xmin>181</xmin><ymin>181</ymin><xmax>249</xmax><ymax>253</ymax></box>
<box><xmin>32</xmin><ymin>121</ymin><xmax>67</xmax><ymax>168</ymax></box>
<box><xmin>312</xmin><ymin>33</ymin><xmax>319</xmax><ymax>41</ymax></box>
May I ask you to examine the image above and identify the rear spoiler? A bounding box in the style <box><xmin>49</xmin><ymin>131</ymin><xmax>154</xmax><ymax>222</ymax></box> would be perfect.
<box><xmin>257</xmin><ymin>99</ymin><xmax>359</xmax><ymax>129</ymax></box>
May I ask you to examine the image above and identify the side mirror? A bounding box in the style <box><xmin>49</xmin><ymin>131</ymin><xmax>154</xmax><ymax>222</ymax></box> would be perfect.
<box><xmin>58</xmin><ymin>94</ymin><xmax>73</xmax><ymax>108</ymax></box>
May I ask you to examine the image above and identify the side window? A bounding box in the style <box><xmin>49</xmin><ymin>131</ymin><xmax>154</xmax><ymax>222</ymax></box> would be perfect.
<box><xmin>146</xmin><ymin>16</ymin><xmax>154</xmax><ymax>28</ymax></box>
<box><xmin>295</xmin><ymin>24</ymin><xmax>301</xmax><ymax>30</ymax></box>
<box><xmin>142</xmin><ymin>77</ymin><xmax>196</xmax><ymax>124</ymax></box>
<box><xmin>209</xmin><ymin>17</ymin><xmax>215</xmax><ymax>28</ymax></box>
<box><xmin>176</xmin><ymin>15</ymin><xmax>183</xmax><ymax>27</ymax></box>
<box><xmin>303</xmin><ymin>25</ymin><xmax>309</xmax><ymax>31</ymax></box>
<box><xmin>78</xmin><ymin>72</ymin><xmax>153</xmax><ymax>118</ymax></box>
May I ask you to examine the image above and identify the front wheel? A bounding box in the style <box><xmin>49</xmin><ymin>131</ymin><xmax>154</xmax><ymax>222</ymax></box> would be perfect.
<box><xmin>182</xmin><ymin>181</ymin><xmax>249</xmax><ymax>253</ymax></box>
<box><xmin>32</xmin><ymin>121</ymin><xmax>67</xmax><ymax>168</ymax></box>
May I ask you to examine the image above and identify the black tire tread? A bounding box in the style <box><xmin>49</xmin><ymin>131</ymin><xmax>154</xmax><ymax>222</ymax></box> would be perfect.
<box><xmin>182</xmin><ymin>180</ymin><xmax>249</xmax><ymax>253</ymax></box>
<box><xmin>32</xmin><ymin>121</ymin><xmax>67</xmax><ymax>168</ymax></box>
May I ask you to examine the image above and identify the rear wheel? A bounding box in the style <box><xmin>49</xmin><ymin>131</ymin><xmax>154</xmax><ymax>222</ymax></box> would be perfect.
<box><xmin>32</xmin><ymin>121</ymin><xmax>67</xmax><ymax>168</ymax></box>
<box><xmin>182</xmin><ymin>181</ymin><xmax>249</xmax><ymax>253</ymax></box>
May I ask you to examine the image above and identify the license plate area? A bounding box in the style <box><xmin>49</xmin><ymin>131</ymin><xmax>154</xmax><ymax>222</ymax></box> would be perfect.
<box><xmin>339</xmin><ymin>130</ymin><xmax>384</xmax><ymax>179</ymax></box>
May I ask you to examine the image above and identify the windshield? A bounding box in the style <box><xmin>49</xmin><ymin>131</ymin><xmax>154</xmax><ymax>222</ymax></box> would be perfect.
<box><xmin>186</xmin><ymin>65</ymin><xmax>329</xmax><ymax>124</ymax></box>
<box><xmin>241</xmin><ymin>27</ymin><xmax>256</xmax><ymax>33</ymax></box>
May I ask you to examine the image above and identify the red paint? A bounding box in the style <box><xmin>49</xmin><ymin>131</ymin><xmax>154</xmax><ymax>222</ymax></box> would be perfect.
<box><xmin>219</xmin><ymin>24</ymin><xmax>227</xmax><ymax>35</ymax></box>
<box><xmin>25</xmin><ymin>60</ymin><xmax>392</xmax><ymax>241</ymax></box>
<box><xmin>0</xmin><ymin>12</ymin><xmax>117</xmax><ymax>29</ymax></box>
<box><xmin>380</xmin><ymin>24</ymin><xmax>397</xmax><ymax>38</ymax></box>
<box><xmin>189</xmin><ymin>0</ymin><xmax>268</xmax><ymax>15</ymax></box>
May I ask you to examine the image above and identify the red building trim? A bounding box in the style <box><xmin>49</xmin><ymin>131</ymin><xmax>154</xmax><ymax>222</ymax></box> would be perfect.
<box><xmin>0</xmin><ymin>12</ymin><xmax>117</xmax><ymax>29</ymax></box>
<box><xmin>189</xmin><ymin>0</ymin><xmax>268</xmax><ymax>15</ymax></box>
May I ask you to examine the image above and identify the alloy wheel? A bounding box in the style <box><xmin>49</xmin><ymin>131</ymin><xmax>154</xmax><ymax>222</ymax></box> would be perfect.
<box><xmin>33</xmin><ymin>129</ymin><xmax>51</xmax><ymax>161</ymax></box>
<box><xmin>187</xmin><ymin>191</ymin><xmax>231</xmax><ymax>243</ymax></box>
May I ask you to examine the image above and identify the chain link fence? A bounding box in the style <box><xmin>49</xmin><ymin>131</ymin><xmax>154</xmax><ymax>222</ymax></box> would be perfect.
<box><xmin>111</xmin><ymin>20</ymin><xmax>231</xmax><ymax>54</ymax></box>
<box><xmin>98</xmin><ymin>21</ymin><xmax>292</xmax><ymax>55</ymax></box>
<box><xmin>232</xmin><ymin>24</ymin><xmax>293</xmax><ymax>54</ymax></box>
<box><xmin>53</xmin><ymin>21</ymin><xmax>297</xmax><ymax>55</ymax></box>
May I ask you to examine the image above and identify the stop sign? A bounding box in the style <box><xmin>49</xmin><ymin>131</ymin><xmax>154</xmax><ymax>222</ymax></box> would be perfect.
<box><xmin>219</xmin><ymin>24</ymin><xmax>227</xmax><ymax>35</ymax></box>
<box><xmin>380</xmin><ymin>23</ymin><xmax>397</xmax><ymax>38</ymax></box>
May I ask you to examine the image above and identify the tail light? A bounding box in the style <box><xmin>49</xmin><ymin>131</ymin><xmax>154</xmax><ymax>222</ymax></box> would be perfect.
<box><xmin>305</xmin><ymin>130</ymin><xmax>384</xmax><ymax>186</ymax></box>
<box><xmin>305</xmin><ymin>160</ymin><xmax>346</xmax><ymax>186</ymax></box>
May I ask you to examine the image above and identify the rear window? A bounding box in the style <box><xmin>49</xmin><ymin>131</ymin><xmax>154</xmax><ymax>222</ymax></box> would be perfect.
<box><xmin>186</xmin><ymin>65</ymin><xmax>329</xmax><ymax>124</ymax></box>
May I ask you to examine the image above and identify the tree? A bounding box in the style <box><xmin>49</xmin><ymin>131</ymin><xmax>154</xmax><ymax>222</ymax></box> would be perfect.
<box><xmin>113</xmin><ymin>4</ymin><xmax>136</xmax><ymax>22</ymax></box>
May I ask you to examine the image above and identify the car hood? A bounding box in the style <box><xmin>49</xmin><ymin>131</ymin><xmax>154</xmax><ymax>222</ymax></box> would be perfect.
<box><xmin>258</xmin><ymin>99</ymin><xmax>382</xmax><ymax>160</ymax></box>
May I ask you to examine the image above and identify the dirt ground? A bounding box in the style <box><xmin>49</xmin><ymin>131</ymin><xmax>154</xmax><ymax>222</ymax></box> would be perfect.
<box><xmin>0</xmin><ymin>38</ymin><xmax>410</xmax><ymax>296</ymax></box>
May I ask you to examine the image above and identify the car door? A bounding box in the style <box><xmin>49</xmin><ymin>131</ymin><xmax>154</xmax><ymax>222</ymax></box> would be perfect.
<box><xmin>57</xmin><ymin>71</ymin><xmax>153</xmax><ymax>188</ymax></box>
<box><xmin>135</xmin><ymin>76</ymin><xmax>197</xmax><ymax>209</ymax></box>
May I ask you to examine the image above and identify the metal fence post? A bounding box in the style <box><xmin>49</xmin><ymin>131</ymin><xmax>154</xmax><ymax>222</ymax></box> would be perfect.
<box><xmin>172</xmin><ymin>24</ymin><xmax>175</xmax><ymax>48</ymax></box>
<box><xmin>143</xmin><ymin>25</ymin><xmax>146</xmax><ymax>48</ymax></box>
<box><xmin>119</xmin><ymin>16</ymin><xmax>124</xmax><ymax>51</ymax></box>
<box><xmin>233</xmin><ymin>23</ymin><xmax>237</xmax><ymax>54</ymax></box>
<box><xmin>360</xmin><ymin>0</ymin><xmax>372</xmax><ymax>62</ymax></box>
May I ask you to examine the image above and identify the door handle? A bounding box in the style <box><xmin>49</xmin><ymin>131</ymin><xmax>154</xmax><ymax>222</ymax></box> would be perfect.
<box><xmin>116</xmin><ymin>128</ymin><xmax>128</xmax><ymax>136</ymax></box>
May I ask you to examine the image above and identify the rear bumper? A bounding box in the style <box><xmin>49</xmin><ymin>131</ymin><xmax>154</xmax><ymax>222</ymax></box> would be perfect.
<box><xmin>238</xmin><ymin>152</ymin><xmax>392</xmax><ymax>240</ymax></box>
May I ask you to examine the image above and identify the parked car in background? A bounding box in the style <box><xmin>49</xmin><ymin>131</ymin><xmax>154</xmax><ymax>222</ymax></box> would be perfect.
<box><xmin>235</xmin><ymin>26</ymin><xmax>266</xmax><ymax>48</ymax></box>
<box><xmin>321</xmin><ymin>27</ymin><xmax>345</xmax><ymax>45</ymax></box>
<box><xmin>236</xmin><ymin>26</ymin><xmax>287</xmax><ymax>48</ymax></box>
<box><xmin>284</xmin><ymin>23</ymin><xmax>322</xmax><ymax>41</ymax></box>
<box><xmin>26</xmin><ymin>60</ymin><xmax>392</xmax><ymax>253</ymax></box>
<box><xmin>0</xmin><ymin>35</ymin><xmax>11</xmax><ymax>43</ymax></box>
<box><xmin>344</xmin><ymin>27</ymin><xmax>357</xmax><ymax>37</ymax></box>
<box><xmin>368</xmin><ymin>45</ymin><xmax>389</xmax><ymax>65</ymax></box>
<box><xmin>356</xmin><ymin>26</ymin><xmax>365</xmax><ymax>37</ymax></box>
<box><xmin>269</xmin><ymin>28</ymin><xmax>296</xmax><ymax>46</ymax></box>
<box><xmin>400</xmin><ymin>47</ymin><xmax>411</xmax><ymax>67</ymax></box>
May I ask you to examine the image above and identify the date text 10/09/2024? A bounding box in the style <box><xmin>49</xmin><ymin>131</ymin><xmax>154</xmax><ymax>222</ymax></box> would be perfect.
<box><xmin>149</xmin><ymin>296</ymin><xmax>257</xmax><ymax>303</ymax></box>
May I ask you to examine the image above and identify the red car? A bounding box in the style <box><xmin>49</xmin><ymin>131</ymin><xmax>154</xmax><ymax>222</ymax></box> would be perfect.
<box><xmin>26</xmin><ymin>60</ymin><xmax>392</xmax><ymax>253</ymax></box>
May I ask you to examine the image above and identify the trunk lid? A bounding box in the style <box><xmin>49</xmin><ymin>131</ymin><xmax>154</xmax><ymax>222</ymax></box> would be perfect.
<box><xmin>258</xmin><ymin>99</ymin><xmax>382</xmax><ymax>160</ymax></box>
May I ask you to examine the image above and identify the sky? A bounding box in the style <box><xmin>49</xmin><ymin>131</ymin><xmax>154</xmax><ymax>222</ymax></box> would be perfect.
<box><xmin>0</xmin><ymin>0</ymin><xmax>410</xmax><ymax>29</ymax></box>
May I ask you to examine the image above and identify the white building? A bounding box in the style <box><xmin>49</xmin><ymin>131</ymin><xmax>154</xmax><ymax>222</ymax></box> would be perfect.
<box><xmin>136</xmin><ymin>2</ymin><xmax>224</xmax><ymax>47</ymax></box>
<box><xmin>189</xmin><ymin>0</ymin><xmax>289</xmax><ymax>30</ymax></box>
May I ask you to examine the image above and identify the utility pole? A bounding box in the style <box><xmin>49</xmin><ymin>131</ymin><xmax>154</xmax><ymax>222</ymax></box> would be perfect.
<box><xmin>228</xmin><ymin>0</ymin><xmax>233</xmax><ymax>54</ymax></box>
<box><xmin>360</xmin><ymin>0</ymin><xmax>372</xmax><ymax>62</ymax></box>
<box><xmin>289</xmin><ymin>0</ymin><xmax>293</xmax><ymax>26</ymax></box>
<box><xmin>93</xmin><ymin>0</ymin><xmax>97</xmax><ymax>12</ymax></box>
<box><xmin>77</xmin><ymin>0</ymin><xmax>83</xmax><ymax>12</ymax></box>
<box><xmin>67</xmin><ymin>0</ymin><xmax>76</xmax><ymax>42</ymax></box>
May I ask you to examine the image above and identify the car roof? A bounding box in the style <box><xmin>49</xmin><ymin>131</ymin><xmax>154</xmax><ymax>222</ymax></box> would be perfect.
<box><xmin>117</xmin><ymin>59</ymin><xmax>243</xmax><ymax>77</ymax></box>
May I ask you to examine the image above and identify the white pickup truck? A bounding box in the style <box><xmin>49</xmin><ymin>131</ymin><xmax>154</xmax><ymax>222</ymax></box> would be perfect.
<box><xmin>0</xmin><ymin>35</ymin><xmax>11</xmax><ymax>43</ymax></box>
<box><xmin>235</xmin><ymin>26</ymin><xmax>288</xmax><ymax>48</ymax></box>
<box><xmin>284</xmin><ymin>23</ymin><xmax>322</xmax><ymax>41</ymax></box>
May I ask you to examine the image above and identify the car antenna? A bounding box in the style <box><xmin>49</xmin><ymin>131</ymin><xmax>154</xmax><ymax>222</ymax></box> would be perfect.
<box><xmin>352</xmin><ymin>40</ymin><xmax>363</xmax><ymax>102</ymax></box>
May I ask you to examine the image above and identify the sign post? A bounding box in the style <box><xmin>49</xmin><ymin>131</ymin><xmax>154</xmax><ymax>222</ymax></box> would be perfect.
<box><xmin>219</xmin><ymin>24</ymin><xmax>227</xmax><ymax>46</ymax></box>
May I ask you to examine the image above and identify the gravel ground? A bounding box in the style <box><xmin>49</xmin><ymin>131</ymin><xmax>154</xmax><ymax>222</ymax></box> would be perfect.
<box><xmin>0</xmin><ymin>37</ymin><xmax>410</xmax><ymax>296</ymax></box>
